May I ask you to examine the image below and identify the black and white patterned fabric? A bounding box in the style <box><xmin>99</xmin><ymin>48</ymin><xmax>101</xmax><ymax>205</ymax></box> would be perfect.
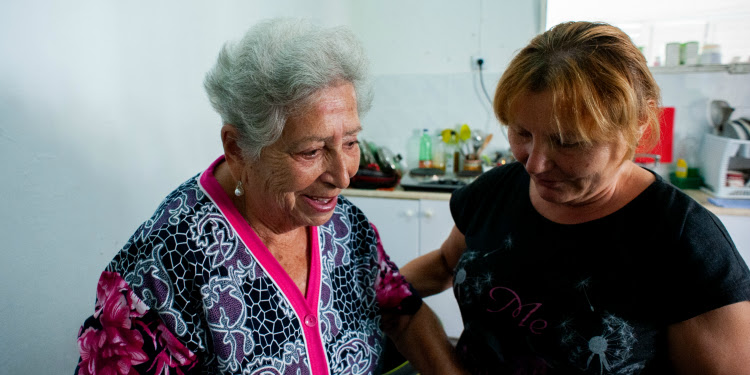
<box><xmin>93</xmin><ymin>157</ymin><xmax>419</xmax><ymax>374</ymax></box>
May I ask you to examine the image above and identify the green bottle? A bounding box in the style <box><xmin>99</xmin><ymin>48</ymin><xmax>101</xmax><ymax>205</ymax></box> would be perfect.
<box><xmin>418</xmin><ymin>129</ymin><xmax>433</xmax><ymax>168</ymax></box>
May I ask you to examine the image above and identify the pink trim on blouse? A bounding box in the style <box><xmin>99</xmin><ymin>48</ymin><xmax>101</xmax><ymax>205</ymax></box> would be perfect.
<box><xmin>198</xmin><ymin>155</ymin><xmax>328</xmax><ymax>375</ymax></box>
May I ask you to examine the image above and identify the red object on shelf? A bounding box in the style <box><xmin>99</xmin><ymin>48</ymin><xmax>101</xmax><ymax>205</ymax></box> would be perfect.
<box><xmin>635</xmin><ymin>107</ymin><xmax>674</xmax><ymax>164</ymax></box>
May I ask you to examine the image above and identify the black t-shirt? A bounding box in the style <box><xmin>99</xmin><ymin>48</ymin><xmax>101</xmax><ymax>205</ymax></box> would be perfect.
<box><xmin>450</xmin><ymin>162</ymin><xmax>750</xmax><ymax>374</ymax></box>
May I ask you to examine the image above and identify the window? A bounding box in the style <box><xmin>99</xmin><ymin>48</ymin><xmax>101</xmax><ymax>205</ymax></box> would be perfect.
<box><xmin>544</xmin><ymin>0</ymin><xmax>750</xmax><ymax>66</ymax></box>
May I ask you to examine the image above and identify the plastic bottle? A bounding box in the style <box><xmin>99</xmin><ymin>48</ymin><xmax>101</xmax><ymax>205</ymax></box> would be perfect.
<box><xmin>675</xmin><ymin>158</ymin><xmax>688</xmax><ymax>178</ymax></box>
<box><xmin>432</xmin><ymin>135</ymin><xmax>445</xmax><ymax>171</ymax></box>
<box><xmin>443</xmin><ymin>130</ymin><xmax>460</xmax><ymax>174</ymax></box>
<box><xmin>418</xmin><ymin>129</ymin><xmax>433</xmax><ymax>168</ymax></box>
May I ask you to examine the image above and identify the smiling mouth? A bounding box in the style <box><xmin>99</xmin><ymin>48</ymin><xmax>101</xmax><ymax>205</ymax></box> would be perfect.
<box><xmin>307</xmin><ymin>196</ymin><xmax>334</xmax><ymax>203</ymax></box>
<box><xmin>303</xmin><ymin>194</ymin><xmax>339</xmax><ymax>212</ymax></box>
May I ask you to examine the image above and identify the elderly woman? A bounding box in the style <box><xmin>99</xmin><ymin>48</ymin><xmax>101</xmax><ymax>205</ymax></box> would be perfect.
<box><xmin>402</xmin><ymin>21</ymin><xmax>750</xmax><ymax>374</ymax></box>
<box><xmin>75</xmin><ymin>18</ymin><xmax>463</xmax><ymax>375</ymax></box>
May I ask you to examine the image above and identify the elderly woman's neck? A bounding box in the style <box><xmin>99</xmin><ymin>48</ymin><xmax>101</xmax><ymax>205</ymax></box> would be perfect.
<box><xmin>244</xmin><ymin>210</ymin><xmax>308</xmax><ymax>247</ymax></box>
<box><xmin>214</xmin><ymin>160</ymin><xmax>307</xmax><ymax>245</ymax></box>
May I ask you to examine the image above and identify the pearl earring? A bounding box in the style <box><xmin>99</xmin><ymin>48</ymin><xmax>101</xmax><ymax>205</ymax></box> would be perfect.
<box><xmin>234</xmin><ymin>181</ymin><xmax>244</xmax><ymax>197</ymax></box>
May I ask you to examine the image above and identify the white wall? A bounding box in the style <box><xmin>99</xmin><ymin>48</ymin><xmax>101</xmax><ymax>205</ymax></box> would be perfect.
<box><xmin>654</xmin><ymin>71</ymin><xmax>750</xmax><ymax>155</ymax></box>
<box><xmin>353</xmin><ymin>1</ymin><xmax>544</xmax><ymax>167</ymax></box>
<box><xmin>0</xmin><ymin>1</ymin><xmax>350</xmax><ymax>373</ymax></box>
<box><xmin>0</xmin><ymin>0</ymin><xmax>541</xmax><ymax>373</ymax></box>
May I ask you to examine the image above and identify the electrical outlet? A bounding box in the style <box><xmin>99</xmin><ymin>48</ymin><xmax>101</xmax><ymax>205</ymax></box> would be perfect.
<box><xmin>470</xmin><ymin>56</ymin><xmax>485</xmax><ymax>71</ymax></box>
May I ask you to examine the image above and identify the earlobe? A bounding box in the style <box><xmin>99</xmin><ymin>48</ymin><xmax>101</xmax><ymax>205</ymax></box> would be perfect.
<box><xmin>221</xmin><ymin>124</ymin><xmax>245</xmax><ymax>180</ymax></box>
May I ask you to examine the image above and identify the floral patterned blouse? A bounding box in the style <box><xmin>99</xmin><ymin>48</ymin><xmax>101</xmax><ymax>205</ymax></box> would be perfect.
<box><xmin>75</xmin><ymin>156</ymin><xmax>421</xmax><ymax>375</ymax></box>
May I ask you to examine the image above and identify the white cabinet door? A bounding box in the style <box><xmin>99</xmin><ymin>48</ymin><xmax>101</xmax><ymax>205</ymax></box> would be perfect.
<box><xmin>418</xmin><ymin>199</ymin><xmax>456</xmax><ymax>254</ymax></box>
<box><xmin>344</xmin><ymin>196</ymin><xmax>420</xmax><ymax>269</ymax></box>
<box><xmin>418</xmin><ymin>199</ymin><xmax>464</xmax><ymax>339</ymax></box>
<box><xmin>718</xmin><ymin>215</ymin><xmax>750</xmax><ymax>264</ymax></box>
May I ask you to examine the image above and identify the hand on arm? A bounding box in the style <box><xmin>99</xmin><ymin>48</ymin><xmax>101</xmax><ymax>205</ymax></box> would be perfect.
<box><xmin>400</xmin><ymin>226</ymin><xmax>467</xmax><ymax>297</ymax></box>
<box><xmin>383</xmin><ymin>304</ymin><xmax>469</xmax><ymax>375</ymax></box>
<box><xmin>668</xmin><ymin>300</ymin><xmax>750</xmax><ymax>375</ymax></box>
<box><xmin>373</xmin><ymin>223</ymin><xmax>468</xmax><ymax>374</ymax></box>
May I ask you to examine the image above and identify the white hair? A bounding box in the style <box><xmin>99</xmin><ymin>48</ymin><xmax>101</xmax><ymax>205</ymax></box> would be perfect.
<box><xmin>204</xmin><ymin>18</ymin><xmax>373</xmax><ymax>160</ymax></box>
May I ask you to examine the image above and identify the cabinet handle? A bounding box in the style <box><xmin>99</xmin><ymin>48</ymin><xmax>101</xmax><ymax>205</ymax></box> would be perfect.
<box><xmin>422</xmin><ymin>209</ymin><xmax>434</xmax><ymax>218</ymax></box>
<box><xmin>404</xmin><ymin>209</ymin><xmax>416</xmax><ymax>217</ymax></box>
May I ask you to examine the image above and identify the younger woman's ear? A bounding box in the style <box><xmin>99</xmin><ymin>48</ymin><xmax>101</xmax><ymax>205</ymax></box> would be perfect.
<box><xmin>220</xmin><ymin>124</ymin><xmax>245</xmax><ymax>181</ymax></box>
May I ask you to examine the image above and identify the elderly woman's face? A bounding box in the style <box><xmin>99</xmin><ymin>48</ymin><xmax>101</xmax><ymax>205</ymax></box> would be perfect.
<box><xmin>247</xmin><ymin>82</ymin><xmax>361</xmax><ymax>228</ymax></box>
<box><xmin>508</xmin><ymin>90</ymin><xmax>629</xmax><ymax>206</ymax></box>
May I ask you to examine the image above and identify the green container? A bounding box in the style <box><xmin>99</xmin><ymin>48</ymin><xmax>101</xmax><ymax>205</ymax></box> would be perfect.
<box><xmin>669</xmin><ymin>168</ymin><xmax>703</xmax><ymax>189</ymax></box>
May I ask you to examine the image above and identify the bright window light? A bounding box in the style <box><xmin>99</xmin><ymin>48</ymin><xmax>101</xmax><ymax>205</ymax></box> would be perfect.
<box><xmin>545</xmin><ymin>0</ymin><xmax>750</xmax><ymax>66</ymax></box>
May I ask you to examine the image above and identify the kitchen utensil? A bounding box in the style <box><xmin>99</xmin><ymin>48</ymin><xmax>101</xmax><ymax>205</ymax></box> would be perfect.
<box><xmin>350</xmin><ymin>169</ymin><xmax>400</xmax><ymax>189</ymax></box>
<box><xmin>352</xmin><ymin>141</ymin><xmax>402</xmax><ymax>189</ymax></box>
<box><xmin>375</xmin><ymin>146</ymin><xmax>399</xmax><ymax>175</ymax></box>
<box><xmin>399</xmin><ymin>174</ymin><xmax>468</xmax><ymax>192</ymax></box>
<box><xmin>722</xmin><ymin>119</ymin><xmax>750</xmax><ymax>140</ymax></box>
<box><xmin>463</xmin><ymin>159</ymin><xmax>482</xmax><ymax>172</ymax></box>
<box><xmin>709</xmin><ymin>100</ymin><xmax>735</xmax><ymax>134</ymax></box>
<box><xmin>359</xmin><ymin>138</ymin><xmax>378</xmax><ymax>169</ymax></box>
<box><xmin>730</xmin><ymin>118</ymin><xmax>750</xmax><ymax>139</ymax></box>
<box><xmin>409</xmin><ymin>167</ymin><xmax>445</xmax><ymax>178</ymax></box>
<box><xmin>475</xmin><ymin>133</ymin><xmax>493</xmax><ymax>158</ymax></box>
<box><xmin>471</xmin><ymin>130</ymin><xmax>484</xmax><ymax>151</ymax></box>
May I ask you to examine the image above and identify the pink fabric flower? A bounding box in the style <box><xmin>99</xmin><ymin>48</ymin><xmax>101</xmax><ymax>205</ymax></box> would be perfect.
<box><xmin>371</xmin><ymin>224</ymin><xmax>414</xmax><ymax>309</ymax></box>
<box><xmin>79</xmin><ymin>272</ymin><xmax>150</xmax><ymax>374</ymax></box>
<box><xmin>94</xmin><ymin>272</ymin><xmax>128</xmax><ymax>318</ymax></box>
<box><xmin>78</xmin><ymin>271</ymin><xmax>198</xmax><ymax>375</ymax></box>
<box><xmin>77</xmin><ymin>326</ymin><xmax>148</xmax><ymax>375</ymax></box>
<box><xmin>146</xmin><ymin>324</ymin><xmax>198</xmax><ymax>374</ymax></box>
<box><xmin>377</xmin><ymin>270</ymin><xmax>414</xmax><ymax>309</ymax></box>
<box><xmin>77</xmin><ymin>272</ymin><xmax>158</xmax><ymax>374</ymax></box>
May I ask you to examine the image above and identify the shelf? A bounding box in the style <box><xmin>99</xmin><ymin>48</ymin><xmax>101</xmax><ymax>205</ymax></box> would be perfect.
<box><xmin>650</xmin><ymin>63</ymin><xmax>750</xmax><ymax>74</ymax></box>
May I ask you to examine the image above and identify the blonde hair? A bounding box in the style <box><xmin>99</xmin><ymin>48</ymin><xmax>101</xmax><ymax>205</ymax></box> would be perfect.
<box><xmin>494</xmin><ymin>21</ymin><xmax>661</xmax><ymax>159</ymax></box>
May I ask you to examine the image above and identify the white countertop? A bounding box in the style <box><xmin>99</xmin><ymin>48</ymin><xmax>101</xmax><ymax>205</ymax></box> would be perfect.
<box><xmin>342</xmin><ymin>187</ymin><xmax>750</xmax><ymax>217</ymax></box>
<box><xmin>681</xmin><ymin>189</ymin><xmax>750</xmax><ymax>217</ymax></box>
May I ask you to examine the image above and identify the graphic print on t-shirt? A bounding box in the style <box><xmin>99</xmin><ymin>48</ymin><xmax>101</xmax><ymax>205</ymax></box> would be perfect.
<box><xmin>455</xmin><ymin>245</ymin><xmax>647</xmax><ymax>374</ymax></box>
<box><xmin>559</xmin><ymin>314</ymin><xmax>644</xmax><ymax>374</ymax></box>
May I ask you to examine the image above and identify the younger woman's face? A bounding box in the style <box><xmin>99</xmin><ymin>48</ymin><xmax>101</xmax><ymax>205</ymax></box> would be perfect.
<box><xmin>508</xmin><ymin>90</ymin><xmax>629</xmax><ymax>206</ymax></box>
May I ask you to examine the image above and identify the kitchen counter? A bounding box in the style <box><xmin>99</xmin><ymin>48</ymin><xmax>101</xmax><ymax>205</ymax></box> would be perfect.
<box><xmin>681</xmin><ymin>189</ymin><xmax>750</xmax><ymax>217</ymax></box>
<box><xmin>343</xmin><ymin>187</ymin><xmax>750</xmax><ymax>217</ymax></box>
<box><xmin>343</xmin><ymin>186</ymin><xmax>451</xmax><ymax>201</ymax></box>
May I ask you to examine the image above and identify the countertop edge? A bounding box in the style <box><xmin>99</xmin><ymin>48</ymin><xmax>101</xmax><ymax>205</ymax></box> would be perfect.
<box><xmin>342</xmin><ymin>188</ymin><xmax>750</xmax><ymax>217</ymax></box>
<box><xmin>342</xmin><ymin>188</ymin><xmax>452</xmax><ymax>201</ymax></box>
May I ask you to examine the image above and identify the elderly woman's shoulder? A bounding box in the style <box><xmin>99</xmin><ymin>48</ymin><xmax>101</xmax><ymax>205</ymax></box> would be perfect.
<box><xmin>148</xmin><ymin>174</ymin><xmax>207</xmax><ymax>225</ymax></box>
<box><xmin>110</xmin><ymin>174</ymin><xmax>209</xmax><ymax>262</ymax></box>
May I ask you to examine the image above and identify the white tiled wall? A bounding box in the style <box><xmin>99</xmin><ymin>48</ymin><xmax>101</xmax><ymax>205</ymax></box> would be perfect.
<box><xmin>654</xmin><ymin>71</ymin><xmax>750</xmax><ymax>151</ymax></box>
